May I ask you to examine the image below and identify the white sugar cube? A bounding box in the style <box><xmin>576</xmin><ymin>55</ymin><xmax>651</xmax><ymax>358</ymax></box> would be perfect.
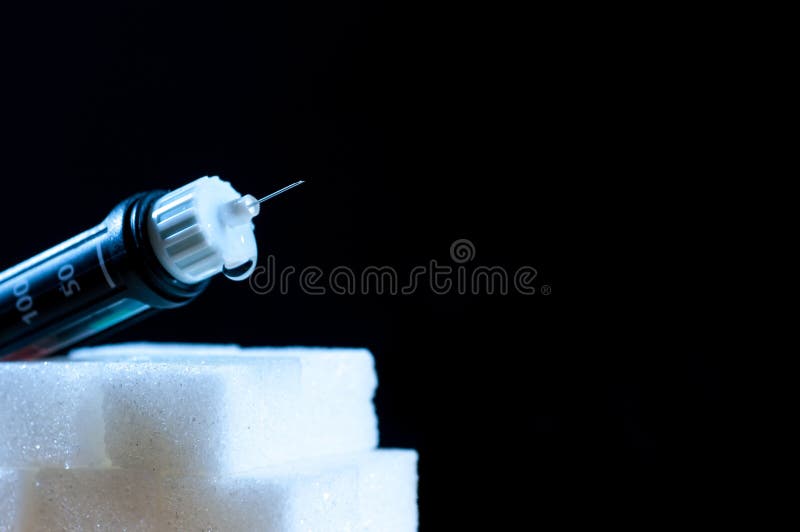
<box><xmin>167</xmin><ymin>449</ymin><xmax>418</xmax><ymax>531</ymax></box>
<box><xmin>0</xmin><ymin>470</ymin><xmax>31</xmax><ymax>532</ymax></box>
<box><xmin>22</xmin><ymin>468</ymin><xmax>161</xmax><ymax>531</ymax></box>
<box><xmin>357</xmin><ymin>450</ymin><xmax>419</xmax><ymax>530</ymax></box>
<box><xmin>0</xmin><ymin>362</ymin><xmax>107</xmax><ymax>469</ymax></box>
<box><xmin>0</xmin><ymin>450</ymin><xmax>418</xmax><ymax>531</ymax></box>
<box><xmin>0</xmin><ymin>345</ymin><xmax>378</xmax><ymax>473</ymax></box>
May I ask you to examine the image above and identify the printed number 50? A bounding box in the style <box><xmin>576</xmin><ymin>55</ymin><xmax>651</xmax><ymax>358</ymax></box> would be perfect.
<box><xmin>58</xmin><ymin>264</ymin><xmax>81</xmax><ymax>297</ymax></box>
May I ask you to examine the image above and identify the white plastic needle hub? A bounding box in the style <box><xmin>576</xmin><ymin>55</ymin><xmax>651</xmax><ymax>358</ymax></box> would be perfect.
<box><xmin>148</xmin><ymin>177</ymin><xmax>305</xmax><ymax>284</ymax></box>
<box><xmin>220</xmin><ymin>194</ymin><xmax>260</xmax><ymax>227</ymax></box>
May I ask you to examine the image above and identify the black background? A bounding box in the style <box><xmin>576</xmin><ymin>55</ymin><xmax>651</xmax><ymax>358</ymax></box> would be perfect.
<box><xmin>1</xmin><ymin>2</ymin><xmax>727</xmax><ymax>528</ymax></box>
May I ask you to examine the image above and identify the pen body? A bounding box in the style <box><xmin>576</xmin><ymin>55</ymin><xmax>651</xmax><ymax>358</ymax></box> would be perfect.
<box><xmin>0</xmin><ymin>192</ymin><xmax>208</xmax><ymax>360</ymax></box>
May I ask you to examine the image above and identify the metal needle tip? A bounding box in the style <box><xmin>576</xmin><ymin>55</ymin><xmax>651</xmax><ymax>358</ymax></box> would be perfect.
<box><xmin>258</xmin><ymin>180</ymin><xmax>306</xmax><ymax>204</ymax></box>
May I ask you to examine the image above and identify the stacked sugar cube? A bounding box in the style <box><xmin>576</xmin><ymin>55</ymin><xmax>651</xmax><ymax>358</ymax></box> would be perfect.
<box><xmin>0</xmin><ymin>344</ymin><xmax>417</xmax><ymax>531</ymax></box>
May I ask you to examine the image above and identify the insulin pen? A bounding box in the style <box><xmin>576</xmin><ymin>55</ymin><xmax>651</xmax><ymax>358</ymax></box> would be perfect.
<box><xmin>0</xmin><ymin>177</ymin><xmax>303</xmax><ymax>361</ymax></box>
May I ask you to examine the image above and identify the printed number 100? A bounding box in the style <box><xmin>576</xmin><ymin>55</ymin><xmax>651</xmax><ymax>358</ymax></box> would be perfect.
<box><xmin>12</xmin><ymin>280</ymin><xmax>37</xmax><ymax>325</ymax></box>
